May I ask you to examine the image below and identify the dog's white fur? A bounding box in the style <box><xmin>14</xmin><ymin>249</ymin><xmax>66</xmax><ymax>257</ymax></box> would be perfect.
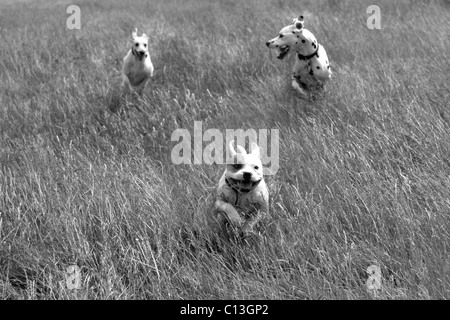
<box><xmin>121</xmin><ymin>28</ymin><xmax>154</xmax><ymax>94</ymax></box>
<box><xmin>266</xmin><ymin>15</ymin><xmax>332</xmax><ymax>97</ymax></box>
<box><xmin>211</xmin><ymin>141</ymin><xmax>269</xmax><ymax>236</ymax></box>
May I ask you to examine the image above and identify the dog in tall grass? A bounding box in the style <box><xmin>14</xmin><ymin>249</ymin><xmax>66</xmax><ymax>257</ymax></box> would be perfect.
<box><xmin>266</xmin><ymin>15</ymin><xmax>332</xmax><ymax>97</ymax></box>
<box><xmin>121</xmin><ymin>28</ymin><xmax>154</xmax><ymax>94</ymax></box>
<box><xmin>210</xmin><ymin>141</ymin><xmax>269</xmax><ymax>241</ymax></box>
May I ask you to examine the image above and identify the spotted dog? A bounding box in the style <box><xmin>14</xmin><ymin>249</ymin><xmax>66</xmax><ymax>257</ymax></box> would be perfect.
<box><xmin>266</xmin><ymin>15</ymin><xmax>332</xmax><ymax>97</ymax></box>
<box><xmin>210</xmin><ymin>141</ymin><xmax>269</xmax><ymax>239</ymax></box>
<box><xmin>121</xmin><ymin>28</ymin><xmax>154</xmax><ymax>94</ymax></box>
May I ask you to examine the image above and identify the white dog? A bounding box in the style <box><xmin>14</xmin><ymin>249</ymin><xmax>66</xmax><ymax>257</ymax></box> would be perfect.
<box><xmin>211</xmin><ymin>141</ymin><xmax>269</xmax><ymax>238</ymax></box>
<box><xmin>266</xmin><ymin>15</ymin><xmax>332</xmax><ymax>97</ymax></box>
<box><xmin>121</xmin><ymin>28</ymin><xmax>154</xmax><ymax>94</ymax></box>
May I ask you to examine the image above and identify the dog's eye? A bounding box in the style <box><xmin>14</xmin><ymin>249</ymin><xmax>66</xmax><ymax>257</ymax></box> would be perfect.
<box><xmin>254</xmin><ymin>166</ymin><xmax>259</xmax><ymax>170</ymax></box>
<box><xmin>279</xmin><ymin>34</ymin><xmax>284</xmax><ymax>38</ymax></box>
<box><xmin>135</xmin><ymin>43</ymin><xmax>138</xmax><ymax>47</ymax></box>
<box><xmin>144</xmin><ymin>44</ymin><xmax>147</xmax><ymax>47</ymax></box>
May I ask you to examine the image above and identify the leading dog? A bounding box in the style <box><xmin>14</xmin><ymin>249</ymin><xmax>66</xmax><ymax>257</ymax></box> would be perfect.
<box><xmin>266</xmin><ymin>15</ymin><xmax>332</xmax><ymax>97</ymax></box>
<box><xmin>121</xmin><ymin>28</ymin><xmax>154</xmax><ymax>94</ymax></box>
<box><xmin>210</xmin><ymin>141</ymin><xmax>269</xmax><ymax>239</ymax></box>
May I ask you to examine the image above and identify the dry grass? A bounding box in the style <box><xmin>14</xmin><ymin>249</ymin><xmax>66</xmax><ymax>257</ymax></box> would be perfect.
<box><xmin>0</xmin><ymin>0</ymin><xmax>449</xmax><ymax>299</ymax></box>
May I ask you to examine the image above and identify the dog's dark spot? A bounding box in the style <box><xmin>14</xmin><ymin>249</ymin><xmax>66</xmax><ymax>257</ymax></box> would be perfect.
<box><xmin>297</xmin><ymin>36</ymin><xmax>300</xmax><ymax>38</ymax></box>
<box><xmin>233</xmin><ymin>163</ymin><xmax>243</xmax><ymax>170</ymax></box>
<box><xmin>295</xmin><ymin>42</ymin><xmax>298</xmax><ymax>44</ymax></box>
<box><xmin>309</xmin><ymin>70</ymin><xmax>314</xmax><ymax>76</ymax></box>
<box><xmin>276</xmin><ymin>45</ymin><xmax>279</xmax><ymax>47</ymax></box>
<box><xmin>279</xmin><ymin>34</ymin><xmax>284</xmax><ymax>38</ymax></box>
<box><xmin>317</xmin><ymin>66</ymin><xmax>320</xmax><ymax>69</ymax></box>
<box><xmin>327</xmin><ymin>66</ymin><xmax>330</xmax><ymax>69</ymax></box>
<box><xmin>300</xmin><ymin>15</ymin><xmax>304</xmax><ymax>19</ymax></box>
<box><xmin>302</xmin><ymin>39</ymin><xmax>305</xmax><ymax>43</ymax></box>
<box><xmin>292</xmin><ymin>31</ymin><xmax>295</xmax><ymax>34</ymax></box>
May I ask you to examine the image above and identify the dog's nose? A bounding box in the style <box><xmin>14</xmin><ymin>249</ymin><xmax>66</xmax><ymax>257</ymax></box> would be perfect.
<box><xmin>243</xmin><ymin>172</ymin><xmax>252</xmax><ymax>180</ymax></box>
<box><xmin>266</xmin><ymin>41</ymin><xmax>270</xmax><ymax>47</ymax></box>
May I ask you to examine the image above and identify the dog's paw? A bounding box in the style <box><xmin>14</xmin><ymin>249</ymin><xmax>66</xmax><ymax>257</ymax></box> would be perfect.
<box><xmin>292</xmin><ymin>80</ymin><xmax>308</xmax><ymax>98</ymax></box>
<box><xmin>294</xmin><ymin>87</ymin><xmax>309</xmax><ymax>98</ymax></box>
<box><xmin>228</xmin><ymin>215</ymin><xmax>245</xmax><ymax>228</ymax></box>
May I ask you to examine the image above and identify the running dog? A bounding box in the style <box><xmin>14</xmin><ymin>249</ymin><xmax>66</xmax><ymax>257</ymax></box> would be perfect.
<box><xmin>121</xmin><ymin>28</ymin><xmax>154</xmax><ymax>94</ymax></box>
<box><xmin>266</xmin><ymin>15</ymin><xmax>332</xmax><ymax>97</ymax></box>
<box><xmin>211</xmin><ymin>141</ymin><xmax>269</xmax><ymax>238</ymax></box>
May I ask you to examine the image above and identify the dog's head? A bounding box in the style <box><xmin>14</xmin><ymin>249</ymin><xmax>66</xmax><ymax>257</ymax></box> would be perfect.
<box><xmin>131</xmin><ymin>28</ymin><xmax>149</xmax><ymax>61</ymax></box>
<box><xmin>266</xmin><ymin>15</ymin><xmax>313</xmax><ymax>59</ymax></box>
<box><xmin>225</xmin><ymin>141</ymin><xmax>264</xmax><ymax>193</ymax></box>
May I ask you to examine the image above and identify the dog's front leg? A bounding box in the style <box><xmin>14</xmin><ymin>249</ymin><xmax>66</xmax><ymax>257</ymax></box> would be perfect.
<box><xmin>241</xmin><ymin>210</ymin><xmax>267</xmax><ymax>245</ymax></box>
<box><xmin>292</xmin><ymin>76</ymin><xmax>308</xmax><ymax>97</ymax></box>
<box><xmin>242</xmin><ymin>214</ymin><xmax>262</xmax><ymax>234</ymax></box>
<box><xmin>242</xmin><ymin>204</ymin><xmax>268</xmax><ymax>234</ymax></box>
<box><xmin>242</xmin><ymin>193</ymin><xmax>269</xmax><ymax>235</ymax></box>
<box><xmin>215</xmin><ymin>199</ymin><xmax>244</xmax><ymax>227</ymax></box>
<box><xmin>121</xmin><ymin>74</ymin><xmax>131</xmax><ymax>92</ymax></box>
<box><xmin>291</xmin><ymin>59</ymin><xmax>310</xmax><ymax>97</ymax></box>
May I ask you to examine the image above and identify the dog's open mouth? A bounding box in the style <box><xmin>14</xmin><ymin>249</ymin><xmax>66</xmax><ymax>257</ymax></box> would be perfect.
<box><xmin>227</xmin><ymin>178</ymin><xmax>261</xmax><ymax>193</ymax></box>
<box><xmin>277</xmin><ymin>45</ymin><xmax>290</xmax><ymax>59</ymax></box>
<box><xmin>137</xmin><ymin>53</ymin><xmax>147</xmax><ymax>61</ymax></box>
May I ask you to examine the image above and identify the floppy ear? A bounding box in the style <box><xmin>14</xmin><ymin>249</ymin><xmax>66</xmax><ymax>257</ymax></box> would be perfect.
<box><xmin>229</xmin><ymin>141</ymin><xmax>237</xmax><ymax>157</ymax></box>
<box><xmin>132</xmin><ymin>28</ymin><xmax>138</xmax><ymax>39</ymax></box>
<box><xmin>236</xmin><ymin>145</ymin><xmax>247</xmax><ymax>155</ymax></box>
<box><xmin>250</xmin><ymin>142</ymin><xmax>260</xmax><ymax>158</ymax></box>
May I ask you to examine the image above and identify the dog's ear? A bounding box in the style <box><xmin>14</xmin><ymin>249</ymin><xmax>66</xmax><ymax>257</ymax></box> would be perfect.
<box><xmin>250</xmin><ymin>142</ymin><xmax>260</xmax><ymax>158</ymax></box>
<box><xmin>132</xmin><ymin>28</ymin><xmax>138</xmax><ymax>39</ymax></box>
<box><xmin>236</xmin><ymin>145</ymin><xmax>247</xmax><ymax>155</ymax></box>
<box><xmin>229</xmin><ymin>141</ymin><xmax>237</xmax><ymax>157</ymax></box>
<box><xmin>142</xmin><ymin>33</ymin><xmax>149</xmax><ymax>40</ymax></box>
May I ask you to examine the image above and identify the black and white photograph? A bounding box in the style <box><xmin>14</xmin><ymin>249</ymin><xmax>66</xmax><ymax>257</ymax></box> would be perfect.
<box><xmin>0</xmin><ymin>0</ymin><xmax>449</xmax><ymax>305</ymax></box>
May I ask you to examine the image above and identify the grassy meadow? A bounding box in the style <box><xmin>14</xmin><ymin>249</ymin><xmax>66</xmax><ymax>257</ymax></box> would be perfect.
<box><xmin>0</xmin><ymin>0</ymin><xmax>449</xmax><ymax>299</ymax></box>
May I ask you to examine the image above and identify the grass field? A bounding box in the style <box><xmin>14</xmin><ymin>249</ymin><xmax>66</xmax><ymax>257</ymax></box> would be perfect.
<box><xmin>1</xmin><ymin>0</ymin><xmax>449</xmax><ymax>299</ymax></box>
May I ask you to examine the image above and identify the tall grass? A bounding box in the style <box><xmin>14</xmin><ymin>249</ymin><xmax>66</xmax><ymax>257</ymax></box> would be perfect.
<box><xmin>0</xmin><ymin>0</ymin><xmax>449</xmax><ymax>299</ymax></box>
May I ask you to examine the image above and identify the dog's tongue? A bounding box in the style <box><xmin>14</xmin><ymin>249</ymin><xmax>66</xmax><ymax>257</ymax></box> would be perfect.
<box><xmin>240</xmin><ymin>181</ymin><xmax>253</xmax><ymax>189</ymax></box>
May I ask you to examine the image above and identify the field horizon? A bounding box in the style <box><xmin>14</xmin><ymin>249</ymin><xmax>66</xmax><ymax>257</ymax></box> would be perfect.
<box><xmin>1</xmin><ymin>0</ymin><xmax>449</xmax><ymax>300</ymax></box>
